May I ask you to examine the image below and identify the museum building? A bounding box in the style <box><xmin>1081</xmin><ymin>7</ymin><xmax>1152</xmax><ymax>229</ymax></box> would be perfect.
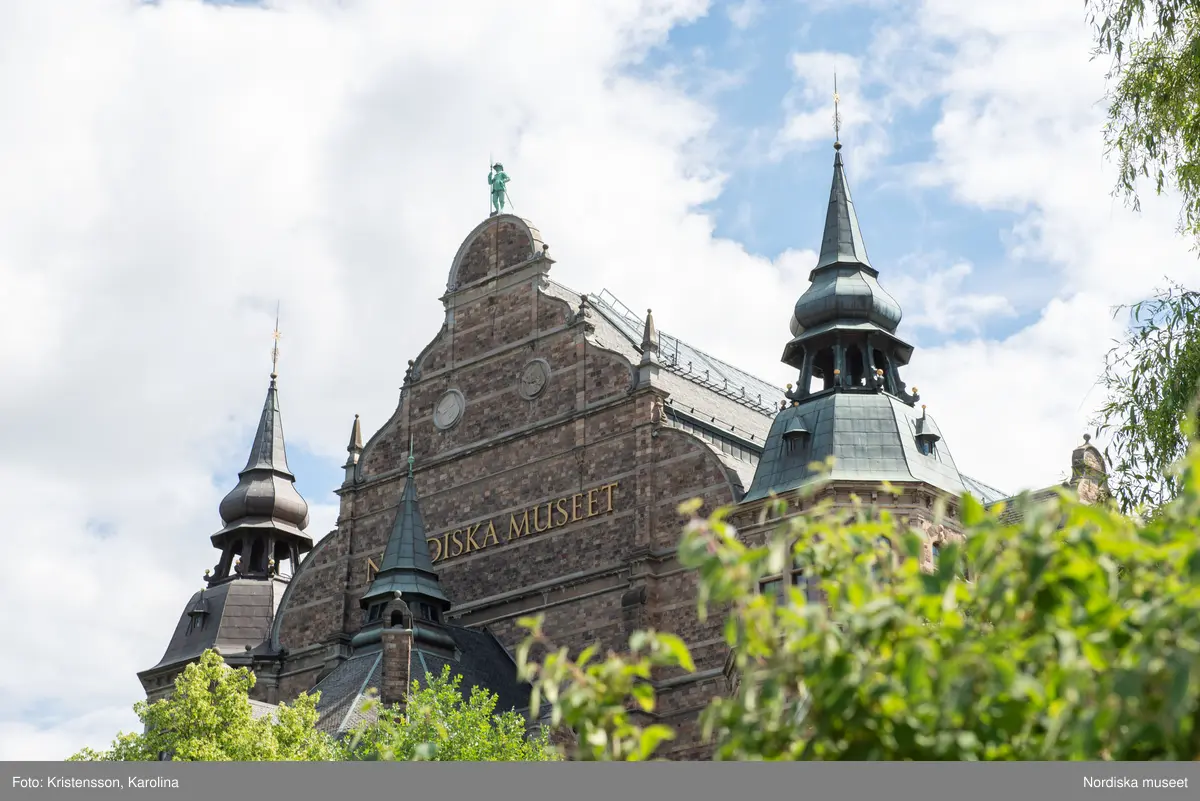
<box><xmin>137</xmin><ymin>142</ymin><xmax>1110</xmax><ymax>759</ymax></box>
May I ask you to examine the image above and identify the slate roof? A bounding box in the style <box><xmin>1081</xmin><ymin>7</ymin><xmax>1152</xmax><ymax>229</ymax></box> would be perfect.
<box><xmin>993</xmin><ymin>487</ymin><xmax>1063</xmax><ymax>524</ymax></box>
<box><xmin>962</xmin><ymin>474</ymin><xmax>1010</xmax><ymax>505</ymax></box>
<box><xmin>248</xmin><ymin>699</ymin><xmax>280</xmax><ymax>720</ymax></box>
<box><xmin>742</xmin><ymin>391</ymin><xmax>970</xmax><ymax>502</ymax></box>
<box><xmin>140</xmin><ymin>578</ymin><xmax>286</xmax><ymax>676</ymax></box>
<box><xmin>589</xmin><ymin>288</ymin><xmax>784</xmax><ymax>419</ymax></box>
<box><xmin>542</xmin><ymin>280</ymin><xmax>779</xmax><ymax>474</ymax></box>
<box><xmin>311</xmin><ymin>626</ymin><xmax>531</xmax><ymax>737</ymax></box>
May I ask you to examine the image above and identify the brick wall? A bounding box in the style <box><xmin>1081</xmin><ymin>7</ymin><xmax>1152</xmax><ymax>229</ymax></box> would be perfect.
<box><xmin>380</xmin><ymin>629</ymin><xmax>413</xmax><ymax>707</ymax></box>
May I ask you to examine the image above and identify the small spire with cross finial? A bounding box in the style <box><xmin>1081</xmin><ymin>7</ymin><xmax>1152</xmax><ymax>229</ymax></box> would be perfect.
<box><xmin>270</xmin><ymin>303</ymin><xmax>281</xmax><ymax>380</ymax></box>
<box><xmin>407</xmin><ymin>433</ymin><xmax>415</xmax><ymax>477</ymax></box>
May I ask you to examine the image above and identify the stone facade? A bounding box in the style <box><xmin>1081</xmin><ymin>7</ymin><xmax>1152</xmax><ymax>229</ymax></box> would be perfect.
<box><xmin>266</xmin><ymin>215</ymin><xmax>745</xmax><ymax>758</ymax></box>
<box><xmin>142</xmin><ymin>159</ymin><xmax>1110</xmax><ymax>759</ymax></box>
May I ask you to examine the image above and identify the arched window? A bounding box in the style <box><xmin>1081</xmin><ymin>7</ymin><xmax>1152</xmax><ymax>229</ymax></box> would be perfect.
<box><xmin>813</xmin><ymin>348</ymin><xmax>835</xmax><ymax>391</ymax></box>
<box><xmin>249</xmin><ymin>539</ymin><xmax>265</xmax><ymax>574</ymax></box>
<box><xmin>846</xmin><ymin>345</ymin><xmax>865</xmax><ymax>387</ymax></box>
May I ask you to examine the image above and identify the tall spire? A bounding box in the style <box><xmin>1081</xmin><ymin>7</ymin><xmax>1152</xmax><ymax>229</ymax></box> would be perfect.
<box><xmin>208</xmin><ymin>315</ymin><xmax>313</xmax><ymax>583</ymax></box>
<box><xmin>361</xmin><ymin>436</ymin><xmax>449</xmax><ymax>608</ymax></box>
<box><xmin>782</xmin><ymin>135</ymin><xmax>910</xmax><ymax>399</ymax></box>
<box><xmin>816</xmin><ymin>142</ymin><xmax>871</xmax><ymax>270</ymax></box>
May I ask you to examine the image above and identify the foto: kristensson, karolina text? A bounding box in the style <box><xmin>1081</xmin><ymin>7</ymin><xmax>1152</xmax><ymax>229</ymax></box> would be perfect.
<box><xmin>13</xmin><ymin>776</ymin><xmax>180</xmax><ymax>789</ymax></box>
<box><xmin>1084</xmin><ymin>776</ymin><xmax>1188</xmax><ymax>789</ymax></box>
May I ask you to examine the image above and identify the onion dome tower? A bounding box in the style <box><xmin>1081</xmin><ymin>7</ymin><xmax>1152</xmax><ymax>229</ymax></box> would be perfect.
<box><xmin>743</xmin><ymin>139</ymin><xmax>970</xmax><ymax>502</ymax></box>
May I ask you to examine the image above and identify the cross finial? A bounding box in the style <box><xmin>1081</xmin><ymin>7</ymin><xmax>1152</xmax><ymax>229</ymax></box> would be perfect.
<box><xmin>833</xmin><ymin>71</ymin><xmax>842</xmax><ymax>149</ymax></box>
<box><xmin>270</xmin><ymin>303</ymin><xmax>281</xmax><ymax>380</ymax></box>
<box><xmin>407</xmin><ymin>433</ymin><xmax>415</xmax><ymax>477</ymax></box>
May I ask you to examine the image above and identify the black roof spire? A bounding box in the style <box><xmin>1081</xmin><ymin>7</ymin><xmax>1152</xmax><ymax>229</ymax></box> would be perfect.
<box><xmin>360</xmin><ymin>436</ymin><xmax>449</xmax><ymax>608</ymax></box>
<box><xmin>208</xmin><ymin>312</ymin><xmax>313</xmax><ymax>582</ymax></box>
<box><xmin>816</xmin><ymin>143</ymin><xmax>872</xmax><ymax>271</ymax></box>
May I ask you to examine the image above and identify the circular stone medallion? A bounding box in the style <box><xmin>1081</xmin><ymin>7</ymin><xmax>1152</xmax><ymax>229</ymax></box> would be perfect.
<box><xmin>518</xmin><ymin>359</ymin><xmax>551</xmax><ymax>400</ymax></box>
<box><xmin>432</xmin><ymin>389</ymin><xmax>465</xmax><ymax>430</ymax></box>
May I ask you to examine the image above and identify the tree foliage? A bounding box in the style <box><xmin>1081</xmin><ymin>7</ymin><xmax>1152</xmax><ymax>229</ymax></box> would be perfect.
<box><xmin>1094</xmin><ymin>281</ymin><xmax>1200</xmax><ymax>513</ymax></box>
<box><xmin>1087</xmin><ymin>0</ymin><xmax>1200</xmax><ymax>238</ymax></box>
<box><xmin>344</xmin><ymin>664</ymin><xmax>558</xmax><ymax>761</ymax></box>
<box><xmin>518</xmin><ymin>448</ymin><xmax>1200</xmax><ymax>760</ymax></box>
<box><xmin>69</xmin><ymin>650</ymin><xmax>339</xmax><ymax>761</ymax></box>
<box><xmin>72</xmin><ymin>650</ymin><xmax>556</xmax><ymax>762</ymax></box>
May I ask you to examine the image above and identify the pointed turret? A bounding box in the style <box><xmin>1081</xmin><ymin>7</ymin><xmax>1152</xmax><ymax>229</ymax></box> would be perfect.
<box><xmin>816</xmin><ymin>144</ymin><xmax>872</xmax><ymax>270</ymax></box>
<box><xmin>360</xmin><ymin>442</ymin><xmax>449</xmax><ymax>616</ymax></box>
<box><xmin>636</xmin><ymin>308</ymin><xmax>660</xmax><ymax>386</ymax></box>
<box><xmin>140</xmin><ymin>330</ymin><xmax>314</xmax><ymax>697</ymax></box>
<box><xmin>743</xmin><ymin>139</ymin><xmax>967</xmax><ymax>503</ymax></box>
<box><xmin>783</xmin><ymin>143</ymin><xmax>912</xmax><ymax>400</ymax></box>
<box><xmin>208</xmin><ymin>372</ymin><xmax>313</xmax><ymax>584</ymax></box>
<box><xmin>344</xmin><ymin>414</ymin><xmax>363</xmax><ymax>483</ymax></box>
<box><xmin>640</xmin><ymin>309</ymin><xmax>659</xmax><ymax>359</ymax></box>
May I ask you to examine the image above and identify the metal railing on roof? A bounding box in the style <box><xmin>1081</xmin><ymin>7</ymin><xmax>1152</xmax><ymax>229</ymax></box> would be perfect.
<box><xmin>592</xmin><ymin>289</ymin><xmax>782</xmax><ymax>416</ymax></box>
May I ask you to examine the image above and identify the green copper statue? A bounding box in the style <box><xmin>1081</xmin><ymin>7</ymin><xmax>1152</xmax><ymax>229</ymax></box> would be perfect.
<box><xmin>488</xmin><ymin>162</ymin><xmax>510</xmax><ymax>214</ymax></box>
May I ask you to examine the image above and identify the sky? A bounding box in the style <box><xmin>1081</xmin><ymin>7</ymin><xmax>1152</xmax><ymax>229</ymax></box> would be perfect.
<box><xmin>1</xmin><ymin>0</ymin><xmax>1198</xmax><ymax>760</ymax></box>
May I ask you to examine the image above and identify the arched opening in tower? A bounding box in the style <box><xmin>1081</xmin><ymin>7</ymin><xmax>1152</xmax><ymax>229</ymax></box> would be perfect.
<box><xmin>847</xmin><ymin>345</ymin><xmax>865</xmax><ymax>387</ymax></box>
<box><xmin>249</xmin><ymin>539</ymin><xmax>265</xmax><ymax>576</ymax></box>
<box><xmin>812</xmin><ymin>347</ymin><xmax>835</xmax><ymax>391</ymax></box>
<box><xmin>872</xmin><ymin>349</ymin><xmax>889</xmax><ymax>391</ymax></box>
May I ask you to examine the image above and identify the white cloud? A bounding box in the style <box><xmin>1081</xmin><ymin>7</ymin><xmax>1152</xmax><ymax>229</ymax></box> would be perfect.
<box><xmin>726</xmin><ymin>0</ymin><xmax>764</xmax><ymax>30</ymax></box>
<box><xmin>775</xmin><ymin>52</ymin><xmax>891</xmax><ymax>174</ymax></box>
<box><xmin>888</xmin><ymin>260</ymin><xmax>1016</xmax><ymax>335</ymax></box>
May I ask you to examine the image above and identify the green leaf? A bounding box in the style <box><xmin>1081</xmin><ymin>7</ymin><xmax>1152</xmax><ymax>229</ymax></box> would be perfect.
<box><xmin>960</xmin><ymin>493</ymin><xmax>985</xmax><ymax>527</ymax></box>
<box><xmin>654</xmin><ymin>633</ymin><xmax>696</xmax><ymax>673</ymax></box>
<box><xmin>631</xmin><ymin>683</ymin><xmax>655</xmax><ymax>712</ymax></box>
<box><xmin>635</xmin><ymin>726</ymin><xmax>675</xmax><ymax>760</ymax></box>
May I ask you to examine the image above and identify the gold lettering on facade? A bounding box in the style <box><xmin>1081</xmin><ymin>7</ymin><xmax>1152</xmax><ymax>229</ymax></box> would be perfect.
<box><xmin>533</xmin><ymin>503</ymin><xmax>552</xmax><ymax>533</ymax></box>
<box><xmin>464</xmin><ymin>523</ymin><xmax>483</xmax><ymax>553</ymax></box>
<box><xmin>508</xmin><ymin>510</ymin><xmax>530</xmax><ymax>540</ymax></box>
<box><xmin>429</xmin><ymin>481</ymin><xmax>621</xmax><ymax>564</ymax></box>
